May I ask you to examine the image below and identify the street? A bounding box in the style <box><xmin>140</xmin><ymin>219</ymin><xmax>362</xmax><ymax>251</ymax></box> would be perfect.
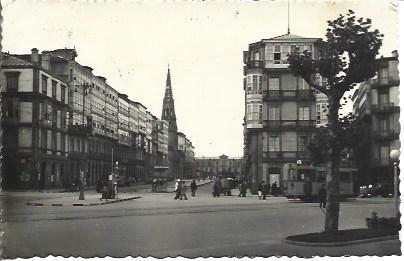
<box><xmin>2</xmin><ymin>183</ymin><xmax>401</xmax><ymax>258</ymax></box>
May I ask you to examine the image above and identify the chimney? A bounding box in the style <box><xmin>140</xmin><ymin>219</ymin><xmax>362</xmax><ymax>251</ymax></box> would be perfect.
<box><xmin>41</xmin><ymin>51</ymin><xmax>51</xmax><ymax>70</ymax></box>
<box><xmin>392</xmin><ymin>50</ymin><xmax>398</xmax><ymax>58</ymax></box>
<box><xmin>31</xmin><ymin>48</ymin><xmax>39</xmax><ymax>64</ymax></box>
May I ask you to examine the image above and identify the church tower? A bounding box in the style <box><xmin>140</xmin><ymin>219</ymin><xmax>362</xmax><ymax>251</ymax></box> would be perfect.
<box><xmin>161</xmin><ymin>66</ymin><xmax>178</xmax><ymax>177</ymax></box>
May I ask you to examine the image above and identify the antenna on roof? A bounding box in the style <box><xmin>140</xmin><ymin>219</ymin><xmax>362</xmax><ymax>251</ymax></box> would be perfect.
<box><xmin>287</xmin><ymin>0</ymin><xmax>290</xmax><ymax>34</ymax></box>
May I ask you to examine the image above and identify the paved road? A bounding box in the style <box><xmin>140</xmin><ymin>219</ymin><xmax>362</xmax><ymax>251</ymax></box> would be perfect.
<box><xmin>2</xmin><ymin>184</ymin><xmax>400</xmax><ymax>258</ymax></box>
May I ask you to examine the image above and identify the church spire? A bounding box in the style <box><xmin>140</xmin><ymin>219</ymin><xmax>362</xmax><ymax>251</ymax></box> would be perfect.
<box><xmin>166</xmin><ymin>64</ymin><xmax>171</xmax><ymax>89</ymax></box>
<box><xmin>161</xmin><ymin>65</ymin><xmax>177</xmax><ymax>131</ymax></box>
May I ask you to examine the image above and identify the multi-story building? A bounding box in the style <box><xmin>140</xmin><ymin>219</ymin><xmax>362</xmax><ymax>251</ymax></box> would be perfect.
<box><xmin>155</xmin><ymin>119</ymin><xmax>169</xmax><ymax>178</ymax></box>
<box><xmin>184</xmin><ymin>138</ymin><xmax>195</xmax><ymax>179</ymax></box>
<box><xmin>352</xmin><ymin>51</ymin><xmax>400</xmax><ymax>186</ymax></box>
<box><xmin>1</xmin><ymin>48</ymin><xmax>195</xmax><ymax>189</ymax></box>
<box><xmin>1</xmin><ymin>50</ymin><xmax>69</xmax><ymax>189</ymax></box>
<box><xmin>195</xmin><ymin>155</ymin><xmax>243</xmax><ymax>180</ymax></box>
<box><xmin>316</xmin><ymin>92</ymin><xmax>328</xmax><ymax>127</ymax></box>
<box><xmin>243</xmin><ymin>33</ymin><xmax>325</xmax><ymax>193</ymax></box>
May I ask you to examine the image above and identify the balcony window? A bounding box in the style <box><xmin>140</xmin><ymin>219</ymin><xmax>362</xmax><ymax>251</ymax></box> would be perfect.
<box><xmin>380</xmin><ymin>145</ymin><xmax>390</xmax><ymax>165</ymax></box>
<box><xmin>274</xmin><ymin>45</ymin><xmax>281</xmax><ymax>64</ymax></box>
<box><xmin>52</xmin><ymin>81</ymin><xmax>57</xmax><ymax>99</ymax></box>
<box><xmin>5</xmin><ymin>72</ymin><xmax>20</xmax><ymax>91</ymax></box>
<box><xmin>246</xmin><ymin>74</ymin><xmax>263</xmax><ymax>95</ymax></box>
<box><xmin>378</xmin><ymin>92</ymin><xmax>389</xmax><ymax>106</ymax></box>
<box><xmin>42</xmin><ymin>75</ymin><xmax>48</xmax><ymax>95</ymax></box>
<box><xmin>268</xmin><ymin>106</ymin><xmax>280</xmax><ymax>120</ymax></box>
<box><xmin>298</xmin><ymin>135</ymin><xmax>309</xmax><ymax>152</ymax></box>
<box><xmin>4</xmin><ymin>99</ymin><xmax>19</xmax><ymax>120</ymax></box>
<box><xmin>268</xmin><ymin>136</ymin><xmax>280</xmax><ymax>151</ymax></box>
<box><xmin>253</xmin><ymin>51</ymin><xmax>260</xmax><ymax>61</ymax></box>
<box><xmin>298</xmin><ymin>106</ymin><xmax>310</xmax><ymax>120</ymax></box>
<box><xmin>61</xmin><ymin>85</ymin><xmax>66</xmax><ymax>103</ymax></box>
<box><xmin>268</xmin><ymin>78</ymin><xmax>280</xmax><ymax>90</ymax></box>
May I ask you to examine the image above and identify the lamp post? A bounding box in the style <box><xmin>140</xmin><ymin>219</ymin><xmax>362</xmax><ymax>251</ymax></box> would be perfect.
<box><xmin>389</xmin><ymin>149</ymin><xmax>400</xmax><ymax>217</ymax></box>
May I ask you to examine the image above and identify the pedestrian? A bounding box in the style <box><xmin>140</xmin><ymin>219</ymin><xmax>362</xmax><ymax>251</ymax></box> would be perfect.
<box><xmin>319</xmin><ymin>184</ymin><xmax>327</xmax><ymax>208</ymax></box>
<box><xmin>239</xmin><ymin>181</ymin><xmax>247</xmax><ymax>197</ymax></box>
<box><xmin>190</xmin><ymin>179</ymin><xmax>197</xmax><ymax>197</ymax></box>
<box><xmin>174</xmin><ymin>179</ymin><xmax>182</xmax><ymax>200</ymax></box>
<box><xmin>152</xmin><ymin>178</ymin><xmax>157</xmax><ymax>192</ymax></box>
<box><xmin>263</xmin><ymin>181</ymin><xmax>270</xmax><ymax>200</ymax></box>
<box><xmin>213</xmin><ymin>178</ymin><xmax>220</xmax><ymax>197</ymax></box>
<box><xmin>271</xmin><ymin>181</ymin><xmax>278</xmax><ymax>197</ymax></box>
<box><xmin>257</xmin><ymin>181</ymin><xmax>264</xmax><ymax>200</ymax></box>
<box><xmin>181</xmin><ymin>180</ymin><xmax>188</xmax><ymax>200</ymax></box>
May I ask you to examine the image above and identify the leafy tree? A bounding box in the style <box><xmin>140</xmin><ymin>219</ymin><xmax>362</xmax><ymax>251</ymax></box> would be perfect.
<box><xmin>287</xmin><ymin>10</ymin><xmax>383</xmax><ymax>233</ymax></box>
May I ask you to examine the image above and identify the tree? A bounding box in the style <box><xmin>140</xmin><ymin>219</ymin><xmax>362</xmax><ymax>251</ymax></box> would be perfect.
<box><xmin>287</xmin><ymin>10</ymin><xmax>383</xmax><ymax>233</ymax></box>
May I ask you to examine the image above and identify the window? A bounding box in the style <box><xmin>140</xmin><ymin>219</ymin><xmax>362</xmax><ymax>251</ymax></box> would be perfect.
<box><xmin>4</xmin><ymin>99</ymin><xmax>19</xmax><ymax>119</ymax></box>
<box><xmin>274</xmin><ymin>45</ymin><xmax>281</xmax><ymax>63</ymax></box>
<box><xmin>269</xmin><ymin>136</ymin><xmax>280</xmax><ymax>151</ymax></box>
<box><xmin>300</xmin><ymin>79</ymin><xmax>309</xmax><ymax>90</ymax></box>
<box><xmin>61</xmin><ymin>85</ymin><xmax>66</xmax><ymax>103</ymax></box>
<box><xmin>42</xmin><ymin>75</ymin><xmax>48</xmax><ymax>95</ymax></box>
<box><xmin>246</xmin><ymin>74</ymin><xmax>263</xmax><ymax>94</ymax></box>
<box><xmin>298</xmin><ymin>135</ymin><xmax>309</xmax><ymax>151</ymax></box>
<box><xmin>268</xmin><ymin>78</ymin><xmax>280</xmax><ymax>90</ymax></box>
<box><xmin>379</xmin><ymin>118</ymin><xmax>389</xmax><ymax>133</ymax></box>
<box><xmin>298</xmin><ymin>106</ymin><xmax>310</xmax><ymax>120</ymax></box>
<box><xmin>268</xmin><ymin>106</ymin><xmax>280</xmax><ymax>120</ymax></box>
<box><xmin>380</xmin><ymin>145</ymin><xmax>390</xmax><ymax>165</ymax></box>
<box><xmin>379</xmin><ymin>92</ymin><xmax>389</xmax><ymax>106</ymax></box>
<box><xmin>5</xmin><ymin>72</ymin><xmax>20</xmax><ymax>91</ymax></box>
<box><xmin>52</xmin><ymin>81</ymin><xmax>57</xmax><ymax>99</ymax></box>
<box><xmin>254</xmin><ymin>51</ymin><xmax>260</xmax><ymax>61</ymax></box>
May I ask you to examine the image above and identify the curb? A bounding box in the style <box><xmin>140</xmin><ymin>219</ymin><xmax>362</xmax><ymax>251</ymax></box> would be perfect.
<box><xmin>284</xmin><ymin>234</ymin><xmax>399</xmax><ymax>247</ymax></box>
<box><xmin>26</xmin><ymin>196</ymin><xmax>141</xmax><ymax>207</ymax></box>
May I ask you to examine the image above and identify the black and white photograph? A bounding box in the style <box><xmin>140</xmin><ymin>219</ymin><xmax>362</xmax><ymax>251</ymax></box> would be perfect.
<box><xmin>0</xmin><ymin>0</ymin><xmax>402</xmax><ymax>259</ymax></box>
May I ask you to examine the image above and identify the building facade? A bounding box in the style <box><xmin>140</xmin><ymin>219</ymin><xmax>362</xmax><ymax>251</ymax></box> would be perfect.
<box><xmin>352</xmin><ymin>52</ymin><xmax>400</xmax><ymax>186</ymax></box>
<box><xmin>195</xmin><ymin>155</ymin><xmax>243</xmax><ymax>180</ymax></box>
<box><xmin>243</xmin><ymin>33</ymin><xmax>325</xmax><ymax>193</ymax></box>
<box><xmin>1</xmin><ymin>50</ymin><xmax>69</xmax><ymax>189</ymax></box>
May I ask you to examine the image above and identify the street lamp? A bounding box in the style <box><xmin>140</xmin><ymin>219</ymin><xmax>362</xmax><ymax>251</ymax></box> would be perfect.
<box><xmin>390</xmin><ymin>149</ymin><xmax>400</xmax><ymax>217</ymax></box>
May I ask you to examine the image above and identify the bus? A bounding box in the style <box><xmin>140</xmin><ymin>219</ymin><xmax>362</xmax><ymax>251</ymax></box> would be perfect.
<box><xmin>283</xmin><ymin>163</ymin><xmax>356</xmax><ymax>201</ymax></box>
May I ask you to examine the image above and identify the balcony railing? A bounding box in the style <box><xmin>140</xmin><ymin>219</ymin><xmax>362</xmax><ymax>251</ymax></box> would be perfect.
<box><xmin>375</xmin><ymin>130</ymin><xmax>399</xmax><ymax>141</ymax></box>
<box><xmin>246</xmin><ymin>60</ymin><xmax>264</xmax><ymax>69</ymax></box>
<box><xmin>263</xmin><ymin>90</ymin><xmax>315</xmax><ymax>100</ymax></box>
<box><xmin>370</xmin><ymin>77</ymin><xmax>400</xmax><ymax>87</ymax></box>
<box><xmin>371</xmin><ymin>103</ymin><xmax>400</xmax><ymax>113</ymax></box>
<box><xmin>263</xmin><ymin>120</ymin><xmax>315</xmax><ymax>129</ymax></box>
<box><xmin>68</xmin><ymin>124</ymin><xmax>93</xmax><ymax>136</ymax></box>
<box><xmin>262</xmin><ymin>151</ymin><xmax>310</xmax><ymax>161</ymax></box>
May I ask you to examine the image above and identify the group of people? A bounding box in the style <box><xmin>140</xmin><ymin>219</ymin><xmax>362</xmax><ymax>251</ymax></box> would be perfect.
<box><xmin>174</xmin><ymin>179</ymin><xmax>198</xmax><ymax>200</ymax></box>
<box><xmin>256</xmin><ymin>181</ymin><xmax>280</xmax><ymax>200</ymax></box>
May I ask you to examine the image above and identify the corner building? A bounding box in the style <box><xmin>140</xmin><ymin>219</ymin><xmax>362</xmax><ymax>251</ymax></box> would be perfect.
<box><xmin>352</xmin><ymin>52</ymin><xmax>400</xmax><ymax>186</ymax></box>
<box><xmin>243</xmin><ymin>34</ymin><xmax>325</xmax><ymax>193</ymax></box>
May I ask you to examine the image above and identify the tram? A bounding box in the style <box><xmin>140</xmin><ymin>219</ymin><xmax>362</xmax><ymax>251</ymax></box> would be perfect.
<box><xmin>283</xmin><ymin>163</ymin><xmax>357</xmax><ymax>201</ymax></box>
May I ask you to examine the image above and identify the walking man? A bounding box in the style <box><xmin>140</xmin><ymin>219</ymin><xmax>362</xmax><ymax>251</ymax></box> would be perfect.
<box><xmin>174</xmin><ymin>179</ymin><xmax>182</xmax><ymax>200</ymax></box>
<box><xmin>263</xmin><ymin>181</ymin><xmax>270</xmax><ymax>200</ymax></box>
<box><xmin>190</xmin><ymin>179</ymin><xmax>197</xmax><ymax>197</ymax></box>
<box><xmin>319</xmin><ymin>184</ymin><xmax>327</xmax><ymax>208</ymax></box>
<box><xmin>181</xmin><ymin>180</ymin><xmax>188</xmax><ymax>200</ymax></box>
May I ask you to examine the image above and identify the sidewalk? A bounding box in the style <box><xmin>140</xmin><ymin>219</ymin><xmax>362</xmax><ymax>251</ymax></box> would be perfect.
<box><xmin>25</xmin><ymin>191</ymin><xmax>141</xmax><ymax>207</ymax></box>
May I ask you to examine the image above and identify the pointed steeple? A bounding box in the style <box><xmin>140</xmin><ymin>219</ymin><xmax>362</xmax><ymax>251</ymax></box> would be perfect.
<box><xmin>162</xmin><ymin>65</ymin><xmax>177</xmax><ymax>131</ymax></box>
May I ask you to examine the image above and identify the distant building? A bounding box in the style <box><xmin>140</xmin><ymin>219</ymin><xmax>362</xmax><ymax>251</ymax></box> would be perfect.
<box><xmin>243</xmin><ymin>33</ymin><xmax>326</xmax><ymax>193</ymax></box>
<box><xmin>351</xmin><ymin>51</ymin><xmax>400</xmax><ymax>186</ymax></box>
<box><xmin>195</xmin><ymin>155</ymin><xmax>243</xmax><ymax>179</ymax></box>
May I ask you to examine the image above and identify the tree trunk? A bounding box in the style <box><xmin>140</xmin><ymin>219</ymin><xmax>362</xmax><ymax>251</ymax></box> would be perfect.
<box><xmin>324</xmin><ymin>94</ymin><xmax>342</xmax><ymax>234</ymax></box>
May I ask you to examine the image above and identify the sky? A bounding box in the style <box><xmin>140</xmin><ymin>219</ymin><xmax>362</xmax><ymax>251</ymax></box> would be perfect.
<box><xmin>1</xmin><ymin>0</ymin><xmax>400</xmax><ymax>157</ymax></box>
